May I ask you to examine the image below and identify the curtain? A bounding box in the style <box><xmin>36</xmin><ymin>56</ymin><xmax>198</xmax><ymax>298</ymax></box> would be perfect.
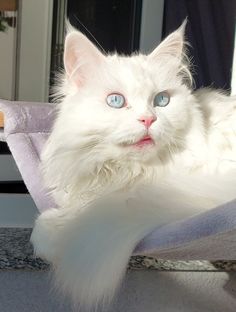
<box><xmin>162</xmin><ymin>0</ymin><xmax>236</xmax><ymax>91</ymax></box>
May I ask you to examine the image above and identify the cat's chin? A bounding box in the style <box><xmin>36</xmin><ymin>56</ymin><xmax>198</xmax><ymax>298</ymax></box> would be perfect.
<box><xmin>116</xmin><ymin>139</ymin><xmax>156</xmax><ymax>163</ymax></box>
<box><xmin>119</xmin><ymin>140</ymin><xmax>158</xmax><ymax>163</ymax></box>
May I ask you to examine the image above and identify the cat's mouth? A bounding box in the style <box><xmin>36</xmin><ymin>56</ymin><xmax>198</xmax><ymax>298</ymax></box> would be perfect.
<box><xmin>133</xmin><ymin>135</ymin><xmax>154</xmax><ymax>148</ymax></box>
<box><xmin>120</xmin><ymin>135</ymin><xmax>155</xmax><ymax>148</ymax></box>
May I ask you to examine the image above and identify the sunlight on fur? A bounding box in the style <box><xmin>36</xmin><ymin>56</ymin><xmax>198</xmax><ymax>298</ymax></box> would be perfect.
<box><xmin>31</xmin><ymin>21</ymin><xmax>236</xmax><ymax>310</ymax></box>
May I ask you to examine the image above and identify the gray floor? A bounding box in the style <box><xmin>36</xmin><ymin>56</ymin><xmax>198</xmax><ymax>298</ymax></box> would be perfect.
<box><xmin>0</xmin><ymin>271</ymin><xmax>235</xmax><ymax>312</ymax></box>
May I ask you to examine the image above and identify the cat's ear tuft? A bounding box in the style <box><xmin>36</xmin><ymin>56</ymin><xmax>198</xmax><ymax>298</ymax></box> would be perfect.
<box><xmin>64</xmin><ymin>30</ymin><xmax>105</xmax><ymax>85</ymax></box>
<box><xmin>149</xmin><ymin>19</ymin><xmax>187</xmax><ymax>61</ymax></box>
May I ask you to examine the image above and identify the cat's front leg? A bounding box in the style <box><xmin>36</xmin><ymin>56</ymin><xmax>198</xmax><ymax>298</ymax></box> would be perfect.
<box><xmin>30</xmin><ymin>207</ymin><xmax>71</xmax><ymax>262</ymax></box>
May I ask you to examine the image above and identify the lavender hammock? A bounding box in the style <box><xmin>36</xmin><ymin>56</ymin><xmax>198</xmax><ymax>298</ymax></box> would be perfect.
<box><xmin>0</xmin><ymin>99</ymin><xmax>236</xmax><ymax>260</ymax></box>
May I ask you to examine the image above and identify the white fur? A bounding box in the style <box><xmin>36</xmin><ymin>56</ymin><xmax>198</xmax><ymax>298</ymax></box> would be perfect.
<box><xmin>31</xmin><ymin>22</ymin><xmax>236</xmax><ymax>309</ymax></box>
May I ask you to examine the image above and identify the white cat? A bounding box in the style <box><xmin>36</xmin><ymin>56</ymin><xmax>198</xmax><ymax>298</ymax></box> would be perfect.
<box><xmin>31</xmin><ymin>22</ymin><xmax>236</xmax><ymax>309</ymax></box>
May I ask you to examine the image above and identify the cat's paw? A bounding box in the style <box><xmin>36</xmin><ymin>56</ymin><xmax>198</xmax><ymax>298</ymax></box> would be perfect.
<box><xmin>30</xmin><ymin>208</ymin><xmax>62</xmax><ymax>262</ymax></box>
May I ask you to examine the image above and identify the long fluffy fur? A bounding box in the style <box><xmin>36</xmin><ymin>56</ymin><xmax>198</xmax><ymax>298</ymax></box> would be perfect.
<box><xmin>31</xmin><ymin>171</ymin><xmax>236</xmax><ymax>310</ymax></box>
<box><xmin>31</xmin><ymin>21</ymin><xmax>236</xmax><ymax>310</ymax></box>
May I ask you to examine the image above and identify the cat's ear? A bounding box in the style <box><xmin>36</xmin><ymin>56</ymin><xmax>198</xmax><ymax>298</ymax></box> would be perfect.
<box><xmin>64</xmin><ymin>31</ymin><xmax>105</xmax><ymax>85</ymax></box>
<box><xmin>149</xmin><ymin>20</ymin><xmax>186</xmax><ymax>61</ymax></box>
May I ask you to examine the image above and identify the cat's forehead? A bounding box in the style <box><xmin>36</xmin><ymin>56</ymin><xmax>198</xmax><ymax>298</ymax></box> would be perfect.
<box><xmin>104</xmin><ymin>56</ymin><xmax>150</xmax><ymax>94</ymax></box>
<box><xmin>104</xmin><ymin>53</ymin><xmax>178</xmax><ymax>91</ymax></box>
<box><xmin>107</xmin><ymin>54</ymin><xmax>149</xmax><ymax>73</ymax></box>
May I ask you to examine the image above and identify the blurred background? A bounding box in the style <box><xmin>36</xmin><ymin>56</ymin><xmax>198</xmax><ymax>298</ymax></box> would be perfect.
<box><xmin>0</xmin><ymin>0</ymin><xmax>235</xmax><ymax>225</ymax></box>
<box><xmin>0</xmin><ymin>0</ymin><xmax>235</xmax><ymax>103</ymax></box>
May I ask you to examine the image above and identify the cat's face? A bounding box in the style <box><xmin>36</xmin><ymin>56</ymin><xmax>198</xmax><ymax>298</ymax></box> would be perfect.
<box><xmin>57</xmin><ymin>22</ymin><xmax>193</xmax><ymax>166</ymax></box>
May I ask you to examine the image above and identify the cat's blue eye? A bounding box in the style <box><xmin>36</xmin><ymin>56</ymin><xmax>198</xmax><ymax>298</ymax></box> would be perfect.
<box><xmin>106</xmin><ymin>93</ymin><xmax>125</xmax><ymax>108</ymax></box>
<box><xmin>153</xmin><ymin>91</ymin><xmax>170</xmax><ymax>107</ymax></box>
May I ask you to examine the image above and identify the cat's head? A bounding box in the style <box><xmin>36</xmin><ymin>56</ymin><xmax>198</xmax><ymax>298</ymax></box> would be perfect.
<box><xmin>43</xmin><ymin>22</ymin><xmax>196</xmax><ymax>194</ymax></box>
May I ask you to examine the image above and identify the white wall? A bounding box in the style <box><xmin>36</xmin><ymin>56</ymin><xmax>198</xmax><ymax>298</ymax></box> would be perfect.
<box><xmin>16</xmin><ymin>0</ymin><xmax>53</xmax><ymax>102</ymax></box>
<box><xmin>139</xmin><ymin>0</ymin><xmax>164</xmax><ymax>53</ymax></box>
<box><xmin>0</xmin><ymin>21</ymin><xmax>17</xmax><ymax>100</ymax></box>
<box><xmin>0</xmin><ymin>0</ymin><xmax>53</xmax><ymax>102</ymax></box>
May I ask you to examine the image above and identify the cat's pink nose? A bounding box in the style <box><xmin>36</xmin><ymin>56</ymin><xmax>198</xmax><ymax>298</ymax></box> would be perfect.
<box><xmin>138</xmin><ymin>116</ymin><xmax>157</xmax><ymax>128</ymax></box>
